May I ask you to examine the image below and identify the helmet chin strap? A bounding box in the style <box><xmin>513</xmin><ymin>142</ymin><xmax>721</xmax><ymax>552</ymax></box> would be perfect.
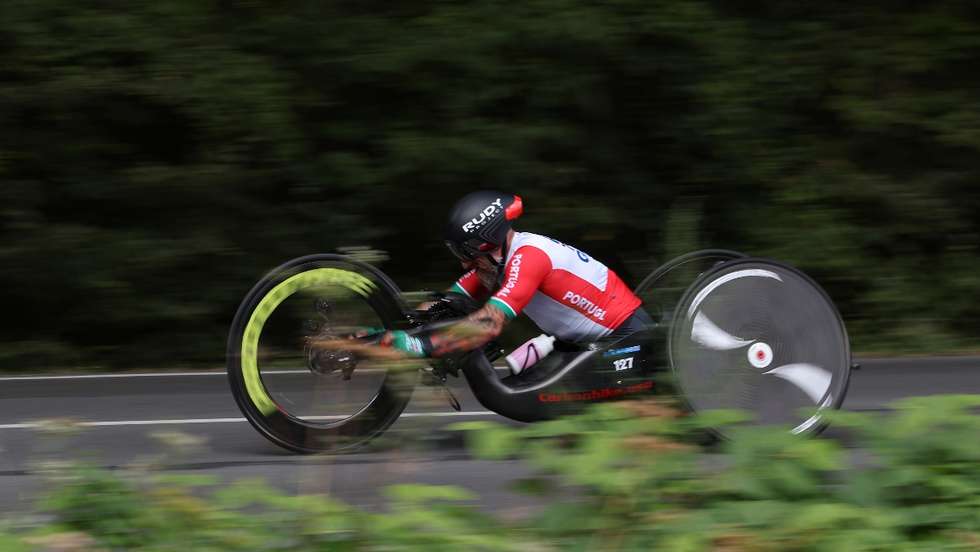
<box><xmin>492</xmin><ymin>233</ymin><xmax>511</xmax><ymax>290</ymax></box>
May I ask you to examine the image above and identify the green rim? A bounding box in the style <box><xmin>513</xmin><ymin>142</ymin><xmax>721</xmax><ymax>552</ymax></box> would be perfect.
<box><xmin>240</xmin><ymin>268</ymin><xmax>377</xmax><ymax>415</ymax></box>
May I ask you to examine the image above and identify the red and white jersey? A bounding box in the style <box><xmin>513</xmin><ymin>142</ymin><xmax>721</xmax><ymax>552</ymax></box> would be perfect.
<box><xmin>452</xmin><ymin>232</ymin><xmax>642</xmax><ymax>342</ymax></box>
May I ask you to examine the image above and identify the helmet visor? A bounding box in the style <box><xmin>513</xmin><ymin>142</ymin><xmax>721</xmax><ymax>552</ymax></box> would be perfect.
<box><xmin>445</xmin><ymin>239</ymin><xmax>495</xmax><ymax>262</ymax></box>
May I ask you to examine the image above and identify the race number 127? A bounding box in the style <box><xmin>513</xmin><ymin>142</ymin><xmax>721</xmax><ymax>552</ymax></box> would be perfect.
<box><xmin>613</xmin><ymin>357</ymin><xmax>634</xmax><ymax>371</ymax></box>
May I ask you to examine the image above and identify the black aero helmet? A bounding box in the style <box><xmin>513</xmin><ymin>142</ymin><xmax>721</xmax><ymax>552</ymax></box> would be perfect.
<box><xmin>444</xmin><ymin>190</ymin><xmax>523</xmax><ymax>261</ymax></box>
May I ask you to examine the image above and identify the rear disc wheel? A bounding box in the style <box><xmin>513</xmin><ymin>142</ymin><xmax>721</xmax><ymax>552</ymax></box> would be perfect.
<box><xmin>668</xmin><ymin>258</ymin><xmax>850</xmax><ymax>437</ymax></box>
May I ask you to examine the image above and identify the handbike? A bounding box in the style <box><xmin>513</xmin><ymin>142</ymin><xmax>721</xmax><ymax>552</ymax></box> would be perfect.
<box><xmin>226</xmin><ymin>250</ymin><xmax>852</xmax><ymax>453</ymax></box>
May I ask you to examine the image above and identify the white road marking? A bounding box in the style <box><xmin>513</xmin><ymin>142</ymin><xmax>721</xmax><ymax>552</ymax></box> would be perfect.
<box><xmin>0</xmin><ymin>370</ymin><xmax>309</xmax><ymax>381</ymax></box>
<box><xmin>0</xmin><ymin>365</ymin><xmax>509</xmax><ymax>382</ymax></box>
<box><xmin>0</xmin><ymin>411</ymin><xmax>499</xmax><ymax>430</ymax></box>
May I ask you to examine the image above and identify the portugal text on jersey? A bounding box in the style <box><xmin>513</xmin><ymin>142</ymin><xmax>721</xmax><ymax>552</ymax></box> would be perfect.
<box><xmin>453</xmin><ymin>232</ymin><xmax>641</xmax><ymax>342</ymax></box>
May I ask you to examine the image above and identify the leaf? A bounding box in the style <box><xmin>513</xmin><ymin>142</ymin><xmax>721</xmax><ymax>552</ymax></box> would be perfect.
<box><xmin>511</xmin><ymin>477</ymin><xmax>557</xmax><ymax>497</ymax></box>
<box><xmin>383</xmin><ymin>484</ymin><xmax>475</xmax><ymax>503</ymax></box>
<box><xmin>464</xmin><ymin>424</ymin><xmax>522</xmax><ymax>460</ymax></box>
<box><xmin>0</xmin><ymin>533</ymin><xmax>31</xmax><ymax>552</ymax></box>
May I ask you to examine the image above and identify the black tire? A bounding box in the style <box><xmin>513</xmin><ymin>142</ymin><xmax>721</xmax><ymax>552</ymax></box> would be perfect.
<box><xmin>633</xmin><ymin>249</ymin><xmax>747</xmax><ymax>325</ymax></box>
<box><xmin>226</xmin><ymin>254</ymin><xmax>417</xmax><ymax>453</ymax></box>
<box><xmin>668</xmin><ymin>258</ymin><xmax>851</xmax><ymax>438</ymax></box>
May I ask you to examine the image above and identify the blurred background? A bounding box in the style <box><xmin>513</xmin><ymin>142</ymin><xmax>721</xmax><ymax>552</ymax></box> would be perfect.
<box><xmin>2</xmin><ymin>4</ymin><xmax>980</xmax><ymax>550</ymax></box>
<box><xmin>1</xmin><ymin>0</ymin><xmax>979</xmax><ymax>372</ymax></box>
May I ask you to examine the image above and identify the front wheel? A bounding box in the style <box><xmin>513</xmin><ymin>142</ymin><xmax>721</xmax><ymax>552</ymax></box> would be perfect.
<box><xmin>226</xmin><ymin>254</ymin><xmax>418</xmax><ymax>453</ymax></box>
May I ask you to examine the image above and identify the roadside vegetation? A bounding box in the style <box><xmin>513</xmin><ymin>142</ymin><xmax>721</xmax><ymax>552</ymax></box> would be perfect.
<box><xmin>3</xmin><ymin>394</ymin><xmax>978</xmax><ymax>550</ymax></box>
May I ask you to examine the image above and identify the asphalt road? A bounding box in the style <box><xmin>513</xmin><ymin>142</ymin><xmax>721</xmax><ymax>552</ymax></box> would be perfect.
<box><xmin>1</xmin><ymin>356</ymin><xmax>978</xmax><ymax>515</ymax></box>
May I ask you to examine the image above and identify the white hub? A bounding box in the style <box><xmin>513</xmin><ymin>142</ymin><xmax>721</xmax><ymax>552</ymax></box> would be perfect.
<box><xmin>747</xmin><ymin>342</ymin><xmax>773</xmax><ymax>369</ymax></box>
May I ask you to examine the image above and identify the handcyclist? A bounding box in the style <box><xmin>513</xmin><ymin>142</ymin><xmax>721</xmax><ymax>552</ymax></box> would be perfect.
<box><xmin>378</xmin><ymin>190</ymin><xmax>652</xmax><ymax>368</ymax></box>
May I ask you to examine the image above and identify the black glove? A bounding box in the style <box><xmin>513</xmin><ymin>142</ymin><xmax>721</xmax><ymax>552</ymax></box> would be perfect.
<box><xmin>422</xmin><ymin>291</ymin><xmax>479</xmax><ymax>321</ymax></box>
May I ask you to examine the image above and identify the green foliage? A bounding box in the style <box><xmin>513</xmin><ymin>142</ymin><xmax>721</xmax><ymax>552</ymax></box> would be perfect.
<box><xmin>828</xmin><ymin>395</ymin><xmax>980</xmax><ymax>537</ymax></box>
<box><xmin>0</xmin><ymin>532</ymin><xmax>31</xmax><ymax>552</ymax></box>
<box><xmin>1</xmin><ymin>1</ymin><xmax>979</xmax><ymax>368</ymax></box>
<box><xmin>458</xmin><ymin>395</ymin><xmax>980</xmax><ymax>550</ymax></box>
<box><xmin>3</xmin><ymin>395</ymin><xmax>977</xmax><ymax>550</ymax></box>
<box><xmin>30</xmin><ymin>468</ymin><xmax>540</xmax><ymax>551</ymax></box>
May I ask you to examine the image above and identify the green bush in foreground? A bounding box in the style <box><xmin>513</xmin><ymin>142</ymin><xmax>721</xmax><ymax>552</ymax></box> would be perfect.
<box><xmin>463</xmin><ymin>395</ymin><xmax>980</xmax><ymax>550</ymax></box>
<box><xmin>26</xmin><ymin>474</ymin><xmax>528</xmax><ymax>551</ymax></box>
<box><xmin>13</xmin><ymin>395</ymin><xmax>980</xmax><ymax>551</ymax></box>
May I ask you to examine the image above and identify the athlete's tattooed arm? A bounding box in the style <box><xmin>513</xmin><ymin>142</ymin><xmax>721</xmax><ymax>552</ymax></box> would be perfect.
<box><xmin>428</xmin><ymin>303</ymin><xmax>508</xmax><ymax>356</ymax></box>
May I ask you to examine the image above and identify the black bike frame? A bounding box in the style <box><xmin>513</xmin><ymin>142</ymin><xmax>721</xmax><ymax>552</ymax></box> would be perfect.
<box><xmin>457</xmin><ymin>329</ymin><xmax>662</xmax><ymax>422</ymax></box>
<box><xmin>446</xmin><ymin>249</ymin><xmax>747</xmax><ymax>422</ymax></box>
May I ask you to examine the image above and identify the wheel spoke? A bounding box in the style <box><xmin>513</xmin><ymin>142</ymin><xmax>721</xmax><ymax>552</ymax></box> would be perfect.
<box><xmin>763</xmin><ymin>363</ymin><xmax>833</xmax><ymax>404</ymax></box>
<box><xmin>691</xmin><ymin>311</ymin><xmax>754</xmax><ymax>350</ymax></box>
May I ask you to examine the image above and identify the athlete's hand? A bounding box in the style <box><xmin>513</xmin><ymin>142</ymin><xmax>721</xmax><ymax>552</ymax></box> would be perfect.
<box><xmin>353</xmin><ymin>327</ymin><xmax>385</xmax><ymax>339</ymax></box>
<box><xmin>308</xmin><ymin>329</ymin><xmax>408</xmax><ymax>361</ymax></box>
<box><xmin>380</xmin><ymin>330</ymin><xmax>430</xmax><ymax>358</ymax></box>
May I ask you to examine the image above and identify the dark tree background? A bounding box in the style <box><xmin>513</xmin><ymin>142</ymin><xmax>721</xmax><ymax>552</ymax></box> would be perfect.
<box><xmin>1</xmin><ymin>0</ymin><xmax>978</xmax><ymax>369</ymax></box>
